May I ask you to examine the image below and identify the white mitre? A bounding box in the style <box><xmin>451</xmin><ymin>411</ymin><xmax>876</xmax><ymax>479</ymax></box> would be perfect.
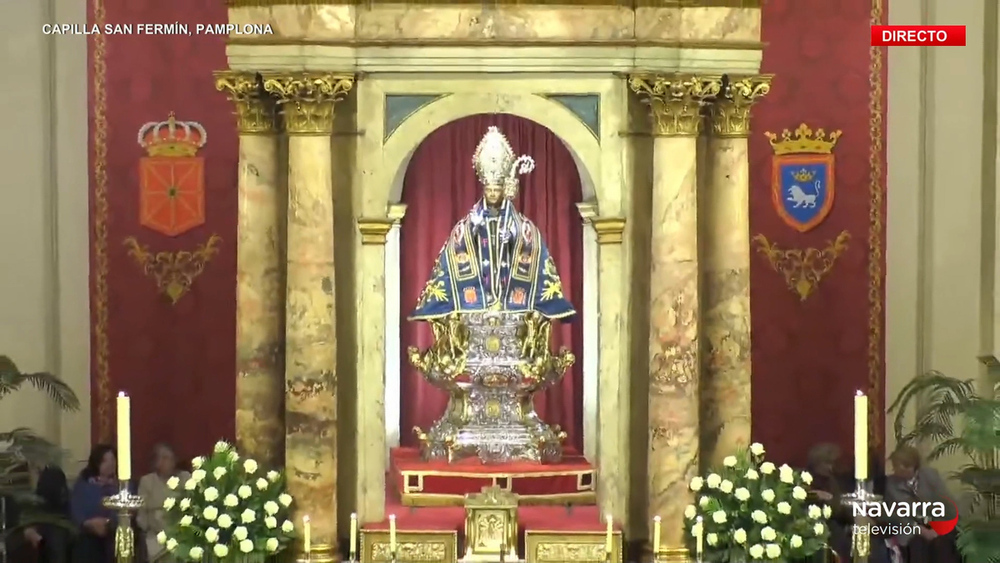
<box><xmin>472</xmin><ymin>126</ymin><xmax>535</xmax><ymax>197</ymax></box>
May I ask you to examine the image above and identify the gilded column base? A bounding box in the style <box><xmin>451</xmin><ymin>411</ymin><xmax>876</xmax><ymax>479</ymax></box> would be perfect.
<box><xmin>295</xmin><ymin>544</ymin><xmax>340</xmax><ymax>563</ymax></box>
<box><xmin>655</xmin><ymin>547</ymin><xmax>691</xmax><ymax>563</ymax></box>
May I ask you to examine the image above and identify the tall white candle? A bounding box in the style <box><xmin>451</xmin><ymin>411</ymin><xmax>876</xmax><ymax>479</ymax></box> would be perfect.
<box><xmin>303</xmin><ymin>516</ymin><xmax>311</xmax><ymax>553</ymax></box>
<box><xmin>855</xmin><ymin>391</ymin><xmax>869</xmax><ymax>480</ymax></box>
<box><xmin>652</xmin><ymin>516</ymin><xmax>661</xmax><ymax>554</ymax></box>
<box><xmin>116</xmin><ymin>392</ymin><xmax>131</xmax><ymax>480</ymax></box>
<box><xmin>350</xmin><ymin>513</ymin><xmax>358</xmax><ymax>557</ymax></box>
<box><xmin>389</xmin><ymin>514</ymin><xmax>396</xmax><ymax>552</ymax></box>
<box><xmin>605</xmin><ymin>514</ymin><xmax>612</xmax><ymax>553</ymax></box>
<box><xmin>695</xmin><ymin>516</ymin><xmax>703</xmax><ymax>557</ymax></box>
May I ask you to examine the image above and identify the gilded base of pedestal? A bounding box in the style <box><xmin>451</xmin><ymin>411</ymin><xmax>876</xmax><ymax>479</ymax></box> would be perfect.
<box><xmin>296</xmin><ymin>544</ymin><xmax>340</xmax><ymax>563</ymax></box>
<box><xmin>359</xmin><ymin>530</ymin><xmax>458</xmax><ymax>563</ymax></box>
<box><xmin>654</xmin><ymin>547</ymin><xmax>690</xmax><ymax>563</ymax></box>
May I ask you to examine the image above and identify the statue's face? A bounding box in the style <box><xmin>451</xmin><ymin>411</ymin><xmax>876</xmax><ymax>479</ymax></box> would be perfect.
<box><xmin>483</xmin><ymin>183</ymin><xmax>503</xmax><ymax>207</ymax></box>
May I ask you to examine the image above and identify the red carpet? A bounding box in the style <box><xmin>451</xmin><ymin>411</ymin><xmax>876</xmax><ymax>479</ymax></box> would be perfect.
<box><xmin>391</xmin><ymin>447</ymin><xmax>596</xmax><ymax>506</ymax></box>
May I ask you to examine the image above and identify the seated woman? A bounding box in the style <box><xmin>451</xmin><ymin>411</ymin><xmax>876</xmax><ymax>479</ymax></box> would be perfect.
<box><xmin>884</xmin><ymin>446</ymin><xmax>960</xmax><ymax>563</ymax></box>
<box><xmin>70</xmin><ymin>444</ymin><xmax>119</xmax><ymax>563</ymax></box>
<box><xmin>3</xmin><ymin>465</ymin><xmax>72</xmax><ymax>563</ymax></box>
<box><xmin>23</xmin><ymin>465</ymin><xmax>72</xmax><ymax>563</ymax></box>
<box><xmin>137</xmin><ymin>443</ymin><xmax>190</xmax><ymax>561</ymax></box>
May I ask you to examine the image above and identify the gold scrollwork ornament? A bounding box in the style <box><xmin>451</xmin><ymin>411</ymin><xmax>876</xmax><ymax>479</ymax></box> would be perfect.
<box><xmin>124</xmin><ymin>235</ymin><xmax>222</xmax><ymax>304</ymax></box>
<box><xmin>752</xmin><ymin>231</ymin><xmax>850</xmax><ymax>300</ymax></box>
<box><xmin>407</xmin><ymin>313</ymin><xmax>470</xmax><ymax>380</ymax></box>
<box><xmin>260</xmin><ymin>73</ymin><xmax>354</xmax><ymax>135</ymax></box>
<box><xmin>628</xmin><ymin>74</ymin><xmax>723</xmax><ymax>136</ymax></box>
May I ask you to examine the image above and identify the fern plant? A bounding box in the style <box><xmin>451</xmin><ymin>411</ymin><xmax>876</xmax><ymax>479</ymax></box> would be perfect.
<box><xmin>887</xmin><ymin>370</ymin><xmax>1000</xmax><ymax>563</ymax></box>
<box><xmin>0</xmin><ymin>354</ymin><xmax>81</xmax><ymax>536</ymax></box>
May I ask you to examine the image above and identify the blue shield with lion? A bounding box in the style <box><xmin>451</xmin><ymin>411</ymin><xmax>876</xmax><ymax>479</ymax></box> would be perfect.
<box><xmin>771</xmin><ymin>154</ymin><xmax>835</xmax><ymax>233</ymax></box>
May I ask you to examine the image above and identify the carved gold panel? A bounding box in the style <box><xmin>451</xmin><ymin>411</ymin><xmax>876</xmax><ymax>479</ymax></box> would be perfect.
<box><xmin>360</xmin><ymin>530</ymin><xmax>458</xmax><ymax>563</ymax></box>
<box><xmin>464</xmin><ymin>486</ymin><xmax>519</xmax><ymax>562</ymax></box>
<box><xmin>524</xmin><ymin>530</ymin><xmax>624</xmax><ymax>563</ymax></box>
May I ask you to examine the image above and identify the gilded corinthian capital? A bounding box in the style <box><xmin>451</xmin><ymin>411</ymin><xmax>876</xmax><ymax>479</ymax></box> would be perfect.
<box><xmin>628</xmin><ymin>74</ymin><xmax>723</xmax><ymax>137</ymax></box>
<box><xmin>214</xmin><ymin>71</ymin><xmax>278</xmax><ymax>135</ymax></box>
<box><xmin>707</xmin><ymin>75</ymin><xmax>773</xmax><ymax>138</ymax></box>
<box><xmin>260</xmin><ymin>73</ymin><xmax>354</xmax><ymax>135</ymax></box>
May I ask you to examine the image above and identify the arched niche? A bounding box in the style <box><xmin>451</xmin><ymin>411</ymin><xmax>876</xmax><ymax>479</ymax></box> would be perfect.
<box><xmin>379</xmin><ymin>111</ymin><xmax>603</xmax><ymax>463</ymax></box>
<box><xmin>377</xmin><ymin>92</ymin><xmax>603</xmax><ymax>209</ymax></box>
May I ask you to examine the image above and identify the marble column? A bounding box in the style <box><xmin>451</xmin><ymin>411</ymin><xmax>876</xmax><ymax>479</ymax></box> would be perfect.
<box><xmin>214</xmin><ymin>71</ymin><xmax>285</xmax><ymax>468</ymax></box>
<box><xmin>702</xmin><ymin>76</ymin><xmax>772</xmax><ymax>467</ymax></box>
<box><xmin>629</xmin><ymin>74</ymin><xmax>722</xmax><ymax>560</ymax></box>
<box><xmin>590</xmin><ymin>216</ymin><xmax>629</xmax><ymax>524</ymax></box>
<box><xmin>355</xmin><ymin>216</ymin><xmax>395</xmax><ymax>523</ymax></box>
<box><xmin>576</xmin><ymin>202</ymin><xmax>600</xmax><ymax>461</ymax></box>
<box><xmin>262</xmin><ymin>72</ymin><xmax>354</xmax><ymax>563</ymax></box>
<box><xmin>383</xmin><ymin>204</ymin><xmax>407</xmax><ymax>458</ymax></box>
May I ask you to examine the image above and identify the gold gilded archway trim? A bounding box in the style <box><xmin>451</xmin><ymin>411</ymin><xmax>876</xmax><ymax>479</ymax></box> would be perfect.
<box><xmin>123</xmin><ymin>235</ymin><xmax>223</xmax><ymax>304</ymax></box>
<box><xmin>752</xmin><ymin>231</ymin><xmax>850</xmax><ymax>301</ymax></box>
<box><xmin>379</xmin><ymin>91</ymin><xmax>603</xmax><ymax>207</ymax></box>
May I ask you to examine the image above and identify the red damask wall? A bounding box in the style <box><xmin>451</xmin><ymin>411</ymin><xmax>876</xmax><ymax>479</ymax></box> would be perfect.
<box><xmin>88</xmin><ymin>0</ymin><xmax>236</xmax><ymax>469</ymax></box>
<box><xmin>87</xmin><ymin>0</ymin><xmax>886</xmax><ymax>469</ymax></box>
<box><xmin>749</xmin><ymin>0</ymin><xmax>887</xmax><ymax>465</ymax></box>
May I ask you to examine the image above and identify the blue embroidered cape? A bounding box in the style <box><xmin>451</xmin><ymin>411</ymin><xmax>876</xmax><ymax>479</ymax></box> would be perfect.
<box><xmin>409</xmin><ymin>200</ymin><xmax>575</xmax><ymax>321</ymax></box>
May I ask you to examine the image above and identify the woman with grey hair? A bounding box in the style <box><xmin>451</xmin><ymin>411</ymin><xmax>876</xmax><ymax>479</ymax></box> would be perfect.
<box><xmin>137</xmin><ymin>444</ymin><xmax>190</xmax><ymax>561</ymax></box>
<box><xmin>885</xmin><ymin>446</ymin><xmax>959</xmax><ymax>563</ymax></box>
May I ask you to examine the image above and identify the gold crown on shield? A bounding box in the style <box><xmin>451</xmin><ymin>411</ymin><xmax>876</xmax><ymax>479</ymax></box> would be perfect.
<box><xmin>765</xmin><ymin>123</ymin><xmax>841</xmax><ymax>155</ymax></box>
<box><xmin>472</xmin><ymin>127</ymin><xmax>535</xmax><ymax>198</ymax></box>
<box><xmin>791</xmin><ymin>169</ymin><xmax>816</xmax><ymax>182</ymax></box>
<box><xmin>138</xmin><ymin>112</ymin><xmax>207</xmax><ymax>158</ymax></box>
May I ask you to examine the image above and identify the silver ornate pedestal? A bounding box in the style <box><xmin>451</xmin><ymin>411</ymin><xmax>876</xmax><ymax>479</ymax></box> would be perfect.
<box><xmin>408</xmin><ymin>311</ymin><xmax>575</xmax><ymax>463</ymax></box>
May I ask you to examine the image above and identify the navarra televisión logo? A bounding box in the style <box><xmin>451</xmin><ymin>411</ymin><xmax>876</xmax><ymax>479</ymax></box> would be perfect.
<box><xmin>42</xmin><ymin>23</ymin><xmax>274</xmax><ymax>36</ymax></box>
<box><xmin>852</xmin><ymin>499</ymin><xmax>959</xmax><ymax>536</ymax></box>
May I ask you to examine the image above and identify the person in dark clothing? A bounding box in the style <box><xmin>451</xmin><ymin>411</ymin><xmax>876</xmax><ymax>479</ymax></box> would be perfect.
<box><xmin>884</xmin><ymin>446</ymin><xmax>961</xmax><ymax>563</ymax></box>
<box><xmin>22</xmin><ymin>465</ymin><xmax>73</xmax><ymax>563</ymax></box>
<box><xmin>806</xmin><ymin>443</ymin><xmax>854</xmax><ymax>562</ymax></box>
<box><xmin>805</xmin><ymin>444</ymin><xmax>890</xmax><ymax>563</ymax></box>
<box><xmin>2</xmin><ymin>465</ymin><xmax>73</xmax><ymax>563</ymax></box>
<box><xmin>70</xmin><ymin>445</ymin><xmax>119</xmax><ymax>563</ymax></box>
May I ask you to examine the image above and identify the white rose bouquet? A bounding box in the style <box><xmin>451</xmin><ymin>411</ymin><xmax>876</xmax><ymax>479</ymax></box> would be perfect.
<box><xmin>683</xmin><ymin>443</ymin><xmax>831</xmax><ymax>562</ymax></box>
<box><xmin>156</xmin><ymin>441</ymin><xmax>296</xmax><ymax>561</ymax></box>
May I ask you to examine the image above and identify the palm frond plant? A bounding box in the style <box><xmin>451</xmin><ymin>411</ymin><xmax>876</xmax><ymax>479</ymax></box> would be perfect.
<box><xmin>0</xmin><ymin>355</ymin><xmax>81</xmax><ymax>538</ymax></box>
<box><xmin>888</xmin><ymin>370</ymin><xmax>1000</xmax><ymax>562</ymax></box>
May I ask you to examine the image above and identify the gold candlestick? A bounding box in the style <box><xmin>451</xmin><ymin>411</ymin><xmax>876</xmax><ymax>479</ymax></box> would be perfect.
<box><xmin>841</xmin><ymin>480</ymin><xmax>880</xmax><ymax>563</ymax></box>
<box><xmin>102</xmin><ymin>481</ymin><xmax>144</xmax><ymax>563</ymax></box>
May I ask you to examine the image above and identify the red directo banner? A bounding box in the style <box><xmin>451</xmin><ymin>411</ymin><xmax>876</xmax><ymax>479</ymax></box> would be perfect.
<box><xmin>871</xmin><ymin>25</ymin><xmax>966</xmax><ymax>46</ymax></box>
